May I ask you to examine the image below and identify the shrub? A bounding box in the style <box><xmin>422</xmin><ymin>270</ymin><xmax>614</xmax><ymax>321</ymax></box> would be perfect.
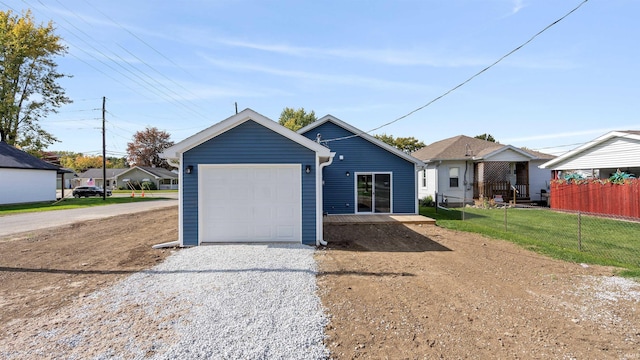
<box><xmin>420</xmin><ymin>195</ymin><xmax>434</xmax><ymax>207</ymax></box>
<box><xmin>141</xmin><ymin>181</ymin><xmax>157</xmax><ymax>190</ymax></box>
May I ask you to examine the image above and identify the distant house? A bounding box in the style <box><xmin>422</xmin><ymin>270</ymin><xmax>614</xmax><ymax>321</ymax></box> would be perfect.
<box><xmin>0</xmin><ymin>141</ymin><xmax>62</xmax><ymax>205</ymax></box>
<box><xmin>298</xmin><ymin>115</ymin><xmax>424</xmax><ymax>215</ymax></box>
<box><xmin>116</xmin><ymin>166</ymin><xmax>178</xmax><ymax>190</ymax></box>
<box><xmin>77</xmin><ymin>166</ymin><xmax>178</xmax><ymax>190</ymax></box>
<box><xmin>539</xmin><ymin>130</ymin><xmax>640</xmax><ymax>179</ymax></box>
<box><xmin>57</xmin><ymin>168</ymin><xmax>79</xmax><ymax>190</ymax></box>
<box><xmin>412</xmin><ymin>135</ymin><xmax>555</xmax><ymax>205</ymax></box>
<box><xmin>77</xmin><ymin>168</ymin><xmax>129</xmax><ymax>189</ymax></box>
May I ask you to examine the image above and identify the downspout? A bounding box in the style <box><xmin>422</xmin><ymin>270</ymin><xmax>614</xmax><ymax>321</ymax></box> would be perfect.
<box><xmin>415</xmin><ymin>163</ymin><xmax>426</xmax><ymax>213</ymax></box>
<box><xmin>435</xmin><ymin>160</ymin><xmax>441</xmax><ymax>202</ymax></box>
<box><xmin>316</xmin><ymin>153</ymin><xmax>335</xmax><ymax>246</ymax></box>
<box><xmin>463</xmin><ymin>160</ymin><xmax>469</xmax><ymax>205</ymax></box>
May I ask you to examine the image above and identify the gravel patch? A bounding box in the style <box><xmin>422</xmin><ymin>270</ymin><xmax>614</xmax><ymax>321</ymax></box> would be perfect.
<box><xmin>1</xmin><ymin>244</ymin><xmax>329</xmax><ymax>360</ymax></box>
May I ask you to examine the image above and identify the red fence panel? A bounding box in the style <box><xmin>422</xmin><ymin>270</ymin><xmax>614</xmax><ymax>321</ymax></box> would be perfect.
<box><xmin>550</xmin><ymin>180</ymin><xmax>640</xmax><ymax>218</ymax></box>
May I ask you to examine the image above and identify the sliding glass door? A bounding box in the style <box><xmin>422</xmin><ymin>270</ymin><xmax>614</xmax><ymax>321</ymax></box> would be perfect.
<box><xmin>356</xmin><ymin>173</ymin><xmax>391</xmax><ymax>213</ymax></box>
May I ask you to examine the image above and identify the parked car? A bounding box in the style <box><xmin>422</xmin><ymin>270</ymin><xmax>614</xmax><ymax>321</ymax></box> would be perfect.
<box><xmin>72</xmin><ymin>186</ymin><xmax>112</xmax><ymax>198</ymax></box>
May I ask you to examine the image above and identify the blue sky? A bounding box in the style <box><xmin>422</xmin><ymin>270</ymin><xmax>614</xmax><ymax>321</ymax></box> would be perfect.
<box><xmin>3</xmin><ymin>0</ymin><xmax>639</xmax><ymax>158</ymax></box>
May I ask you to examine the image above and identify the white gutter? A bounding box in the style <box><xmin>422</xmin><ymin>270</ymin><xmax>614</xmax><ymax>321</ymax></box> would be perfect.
<box><xmin>316</xmin><ymin>153</ymin><xmax>335</xmax><ymax>246</ymax></box>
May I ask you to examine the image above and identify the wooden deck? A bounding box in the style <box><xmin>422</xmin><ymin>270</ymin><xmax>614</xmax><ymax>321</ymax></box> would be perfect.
<box><xmin>323</xmin><ymin>214</ymin><xmax>436</xmax><ymax>225</ymax></box>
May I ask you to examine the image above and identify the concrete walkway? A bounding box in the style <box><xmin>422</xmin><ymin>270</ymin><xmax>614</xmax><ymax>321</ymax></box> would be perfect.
<box><xmin>0</xmin><ymin>199</ymin><xmax>177</xmax><ymax>237</ymax></box>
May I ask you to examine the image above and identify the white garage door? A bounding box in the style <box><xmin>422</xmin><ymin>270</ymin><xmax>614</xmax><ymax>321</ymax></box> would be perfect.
<box><xmin>198</xmin><ymin>164</ymin><xmax>302</xmax><ymax>243</ymax></box>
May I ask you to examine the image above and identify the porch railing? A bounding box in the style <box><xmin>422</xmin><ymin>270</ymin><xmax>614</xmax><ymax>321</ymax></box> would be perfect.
<box><xmin>474</xmin><ymin>181</ymin><xmax>530</xmax><ymax>201</ymax></box>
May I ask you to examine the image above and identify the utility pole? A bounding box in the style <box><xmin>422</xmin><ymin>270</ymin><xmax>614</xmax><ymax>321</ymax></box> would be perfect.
<box><xmin>102</xmin><ymin>96</ymin><xmax>107</xmax><ymax>200</ymax></box>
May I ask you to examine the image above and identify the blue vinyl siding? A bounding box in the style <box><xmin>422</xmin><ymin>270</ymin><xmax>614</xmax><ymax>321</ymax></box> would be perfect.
<box><xmin>182</xmin><ymin>120</ymin><xmax>317</xmax><ymax>246</ymax></box>
<box><xmin>302</xmin><ymin>122</ymin><xmax>417</xmax><ymax>214</ymax></box>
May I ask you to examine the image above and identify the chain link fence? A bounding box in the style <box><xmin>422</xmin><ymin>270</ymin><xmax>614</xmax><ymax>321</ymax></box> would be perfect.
<box><xmin>433</xmin><ymin>193</ymin><xmax>640</xmax><ymax>270</ymax></box>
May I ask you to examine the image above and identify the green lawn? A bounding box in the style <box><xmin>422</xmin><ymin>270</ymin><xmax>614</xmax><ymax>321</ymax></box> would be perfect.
<box><xmin>0</xmin><ymin>197</ymin><xmax>169</xmax><ymax>216</ymax></box>
<box><xmin>420</xmin><ymin>206</ymin><xmax>640</xmax><ymax>278</ymax></box>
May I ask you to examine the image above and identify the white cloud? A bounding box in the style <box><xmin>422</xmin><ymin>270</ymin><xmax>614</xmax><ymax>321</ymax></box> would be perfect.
<box><xmin>199</xmin><ymin>54</ymin><xmax>433</xmax><ymax>91</ymax></box>
<box><xmin>511</xmin><ymin>0</ymin><xmax>527</xmax><ymax>15</ymax></box>
<box><xmin>215</xmin><ymin>38</ymin><xmax>489</xmax><ymax>68</ymax></box>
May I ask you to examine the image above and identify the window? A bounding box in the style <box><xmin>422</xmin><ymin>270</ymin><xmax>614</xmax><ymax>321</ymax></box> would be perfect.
<box><xmin>422</xmin><ymin>171</ymin><xmax>426</xmax><ymax>187</ymax></box>
<box><xmin>449</xmin><ymin>167</ymin><xmax>459</xmax><ymax>188</ymax></box>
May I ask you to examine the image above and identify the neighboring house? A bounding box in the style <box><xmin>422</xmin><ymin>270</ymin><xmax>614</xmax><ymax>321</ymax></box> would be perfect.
<box><xmin>57</xmin><ymin>168</ymin><xmax>79</xmax><ymax>190</ymax></box>
<box><xmin>539</xmin><ymin>130</ymin><xmax>640</xmax><ymax>179</ymax></box>
<box><xmin>412</xmin><ymin>135</ymin><xmax>555</xmax><ymax>205</ymax></box>
<box><xmin>160</xmin><ymin>108</ymin><xmax>334</xmax><ymax>246</ymax></box>
<box><xmin>116</xmin><ymin>166</ymin><xmax>178</xmax><ymax>190</ymax></box>
<box><xmin>77</xmin><ymin>168</ymin><xmax>129</xmax><ymax>189</ymax></box>
<box><xmin>298</xmin><ymin>115</ymin><xmax>425</xmax><ymax>215</ymax></box>
<box><xmin>539</xmin><ymin>130</ymin><xmax>640</xmax><ymax>217</ymax></box>
<box><xmin>0</xmin><ymin>141</ymin><xmax>62</xmax><ymax>205</ymax></box>
<box><xmin>77</xmin><ymin>166</ymin><xmax>178</xmax><ymax>190</ymax></box>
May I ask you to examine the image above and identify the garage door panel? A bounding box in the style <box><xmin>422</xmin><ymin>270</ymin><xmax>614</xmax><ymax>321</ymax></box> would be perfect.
<box><xmin>276</xmin><ymin>225</ymin><xmax>294</xmax><ymax>238</ymax></box>
<box><xmin>199</xmin><ymin>164</ymin><xmax>301</xmax><ymax>243</ymax></box>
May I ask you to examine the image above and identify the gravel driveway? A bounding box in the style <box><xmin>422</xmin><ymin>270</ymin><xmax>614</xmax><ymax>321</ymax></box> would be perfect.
<box><xmin>2</xmin><ymin>244</ymin><xmax>328</xmax><ymax>360</ymax></box>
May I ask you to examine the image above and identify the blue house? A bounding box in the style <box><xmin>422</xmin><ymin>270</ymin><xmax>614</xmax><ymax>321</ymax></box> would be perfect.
<box><xmin>298</xmin><ymin>115</ymin><xmax>424</xmax><ymax>215</ymax></box>
<box><xmin>160</xmin><ymin>109</ymin><xmax>334</xmax><ymax>247</ymax></box>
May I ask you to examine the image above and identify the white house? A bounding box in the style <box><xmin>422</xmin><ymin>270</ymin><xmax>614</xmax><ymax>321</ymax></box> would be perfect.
<box><xmin>412</xmin><ymin>135</ymin><xmax>555</xmax><ymax>205</ymax></box>
<box><xmin>539</xmin><ymin>130</ymin><xmax>640</xmax><ymax>179</ymax></box>
<box><xmin>0</xmin><ymin>141</ymin><xmax>61</xmax><ymax>205</ymax></box>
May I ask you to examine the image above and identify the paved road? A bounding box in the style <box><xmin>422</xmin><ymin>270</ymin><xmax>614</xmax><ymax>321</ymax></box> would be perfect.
<box><xmin>0</xmin><ymin>199</ymin><xmax>178</xmax><ymax>237</ymax></box>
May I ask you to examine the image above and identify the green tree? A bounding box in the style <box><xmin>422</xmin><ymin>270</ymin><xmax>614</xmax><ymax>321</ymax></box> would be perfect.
<box><xmin>278</xmin><ymin>107</ymin><xmax>316</xmax><ymax>131</ymax></box>
<box><xmin>0</xmin><ymin>10</ymin><xmax>71</xmax><ymax>152</ymax></box>
<box><xmin>60</xmin><ymin>153</ymin><xmax>102</xmax><ymax>172</ymax></box>
<box><xmin>127</xmin><ymin>127</ymin><xmax>174</xmax><ymax>169</ymax></box>
<box><xmin>374</xmin><ymin>133</ymin><xmax>426</xmax><ymax>153</ymax></box>
<box><xmin>475</xmin><ymin>133</ymin><xmax>496</xmax><ymax>142</ymax></box>
<box><xmin>106</xmin><ymin>156</ymin><xmax>128</xmax><ymax>169</ymax></box>
<box><xmin>59</xmin><ymin>151</ymin><xmax>81</xmax><ymax>170</ymax></box>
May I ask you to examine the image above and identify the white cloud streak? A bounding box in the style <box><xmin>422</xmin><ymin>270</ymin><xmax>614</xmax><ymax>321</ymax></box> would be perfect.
<box><xmin>199</xmin><ymin>54</ymin><xmax>433</xmax><ymax>91</ymax></box>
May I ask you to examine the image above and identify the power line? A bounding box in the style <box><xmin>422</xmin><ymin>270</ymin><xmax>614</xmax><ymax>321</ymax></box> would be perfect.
<box><xmin>28</xmin><ymin>0</ymin><xmax>211</xmax><ymax>121</ymax></box>
<box><xmin>81</xmin><ymin>0</ymin><xmax>198</xmax><ymax>80</ymax></box>
<box><xmin>321</xmin><ymin>0</ymin><xmax>590</xmax><ymax>144</ymax></box>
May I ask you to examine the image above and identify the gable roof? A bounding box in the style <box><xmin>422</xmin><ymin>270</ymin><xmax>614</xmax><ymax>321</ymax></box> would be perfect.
<box><xmin>0</xmin><ymin>141</ymin><xmax>60</xmax><ymax>171</ymax></box>
<box><xmin>78</xmin><ymin>168</ymin><xmax>129</xmax><ymax>179</ymax></box>
<box><xmin>297</xmin><ymin>115</ymin><xmax>424</xmax><ymax>166</ymax></box>
<box><xmin>412</xmin><ymin>135</ymin><xmax>553</xmax><ymax>163</ymax></box>
<box><xmin>161</xmin><ymin>108</ymin><xmax>332</xmax><ymax>160</ymax></box>
<box><xmin>119</xmin><ymin>166</ymin><xmax>178</xmax><ymax>179</ymax></box>
<box><xmin>540</xmin><ymin>130</ymin><xmax>640</xmax><ymax>169</ymax></box>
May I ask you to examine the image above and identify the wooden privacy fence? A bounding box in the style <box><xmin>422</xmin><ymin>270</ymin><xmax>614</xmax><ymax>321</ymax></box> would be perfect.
<box><xmin>550</xmin><ymin>180</ymin><xmax>640</xmax><ymax>218</ymax></box>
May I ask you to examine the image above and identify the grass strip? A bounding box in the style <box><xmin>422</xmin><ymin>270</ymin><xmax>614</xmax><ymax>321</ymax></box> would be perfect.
<box><xmin>421</xmin><ymin>206</ymin><xmax>640</xmax><ymax>278</ymax></box>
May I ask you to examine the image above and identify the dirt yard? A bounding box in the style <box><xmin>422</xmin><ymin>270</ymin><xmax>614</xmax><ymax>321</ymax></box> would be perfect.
<box><xmin>0</xmin><ymin>207</ymin><xmax>178</xmax><ymax>329</ymax></box>
<box><xmin>1</xmin><ymin>208</ymin><xmax>639</xmax><ymax>359</ymax></box>
<box><xmin>317</xmin><ymin>223</ymin><xmax>640</xmax><ymax>359</ymax></box>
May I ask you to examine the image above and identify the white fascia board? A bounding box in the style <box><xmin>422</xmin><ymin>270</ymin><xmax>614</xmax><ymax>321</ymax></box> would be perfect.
<box><xmin>477</xmin><ymin>145</ymin><xmax>536</xmax><ymax>161</ymax></box>
<box><xmin>299</xmin><ymin>115</ymin><xmax>425</xmax><ymax>167</ymax></box>
<box><xmin>161</xmin><ymin>108</ymin><xmax>331</xmax><ymax>160</ymax></box>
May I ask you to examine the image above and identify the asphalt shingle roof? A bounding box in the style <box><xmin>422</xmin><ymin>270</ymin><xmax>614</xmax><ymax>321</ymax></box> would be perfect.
<box><xmin>0</xmin><ymin>141</ymin><xmax>60</xmax><ymax>171</ymax></box>
<box><xmin>78</xmin><ymin>166</ymin><xmax>178</xmax><ymax>179</ymax></box>
<box><xmin>137</xmin><ymin>166</ymin><xmax>178</xmax><ymax>179</ymax></box>
<box><xmin>79</xmin><ymin>168</ymin><xmax>129</xmax><ymax>179</ymax></box>
<box><xmin>411</xmin><ymin>135</ymin><xmax>554</xmax><ymax>162</ymax></box>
